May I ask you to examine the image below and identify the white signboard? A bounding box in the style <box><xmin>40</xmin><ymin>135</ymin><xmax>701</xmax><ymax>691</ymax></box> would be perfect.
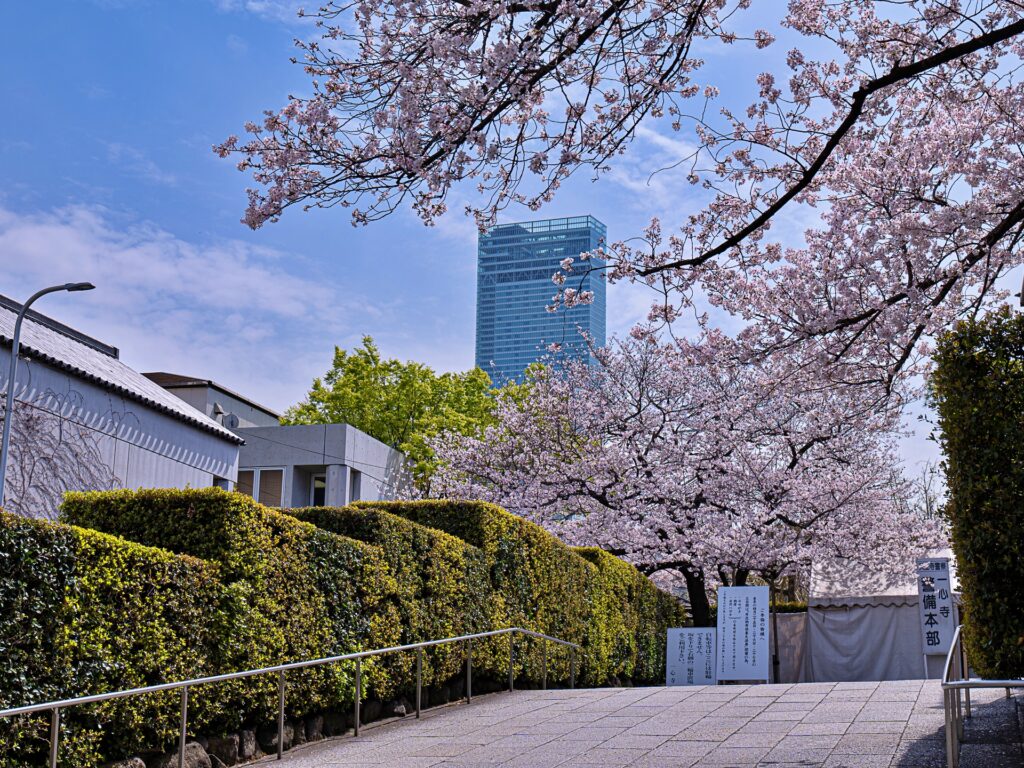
<box><xmin>916</xmin><ymin>557</ymin><xmax>955</xmax><ymax>655</ymax></box>
<box><xmin>666</xmin><ymin>627</ymin><xmax>717</xmax><ymax>686</ymax></box>
<box><xmin>716</xmin><ymin>586</ymin><xmax>769</xmax><ymax>682</ymax></box>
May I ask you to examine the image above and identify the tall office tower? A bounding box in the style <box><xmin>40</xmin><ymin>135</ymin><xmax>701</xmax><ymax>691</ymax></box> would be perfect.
<box><xmin>475</xmin><ymin>215</ymin><xmax>607</xmax><ymax>385</ymax></box>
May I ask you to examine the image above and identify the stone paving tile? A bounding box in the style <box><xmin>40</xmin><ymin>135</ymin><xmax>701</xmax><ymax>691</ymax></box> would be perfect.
<box><xmin>266</xmin><ymin>680</ymin><xmax>1016</xmax><ymax>768</ymax></box>
<box><xmin>721</xmin><ymin>731</ymin><xmax>787</xmax><ymax>748</ymax></box>
<box><xmin>833</xmin><ymin>733</ymin><xmax>901</xmax><ymax>755</ymax></box>
<box><xmin>890</xmin><ymin>739</ymin><xmax>946</xmax><ymax>767</ymax></box>
<box><xmin>787</xmin><ymin>722</ymin><xmax>849</xmax><ymax>736</ymax></box>
<box><xmin>760</xmin><ymin>745</ymin><xmax>833</xmax><ymax>764</ymax></box>
<box><xmin>845</xmin><ymin>720</ymin><xmax>905</xmax><ymax>734</ymax></box>
<box><xmin>821</xmin><ymin>755</ymin><xmax>893</xmax><ymax>768</ymax></box>
<box><xmin>775</xmin><ymin>734</ymin><xmax>843</xmax><ymax>751</ymax></box>
<box><xmin>699</xmin><ymin>744</ymin><xmax>772</xmax><ymax>764</ymax></box>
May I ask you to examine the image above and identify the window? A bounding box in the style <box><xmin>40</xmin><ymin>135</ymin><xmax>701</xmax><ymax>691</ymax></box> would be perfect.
<box><xmin>258</xmin><ymin>469</ymin><xmax>284</xmax><ymax>507</ymax></box>
<box><xmin>311</xmin><ymin>474</ymin><xmax>326</xmax><ymax>507</ymax></box>
<box><xmin>349</xmin><ymin>470</ymin><xmax>362</xmax><ymax>502</ymax></box>
<box><xmin>236</xmin><ymin>470</ymin><xmax>255</xmax><ymax>497</ymax></box>
<box><xmin>236</xmin><ymin>468</ymin><xmax>284</xmax><ymax>507</ymax></box>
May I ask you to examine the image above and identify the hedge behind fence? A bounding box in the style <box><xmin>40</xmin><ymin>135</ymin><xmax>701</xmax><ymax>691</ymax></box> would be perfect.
<box><xmin>353</xmin><ymin>500</ymin><xmax>687</xmax><ymax>685</ymax></box>
<box><xmin>0</xmin><ymin>511</ymin><xmax>226</xmax><ymax>767</ymax></box>
<box><xmin>931</xmin><ymin>307</ymin><xmax>1024</xmax><ymax>678</ymax></box>
<box><xmin>1</xmin><ymin>489</ymin><xmax>684</xmax><ymax>765</ymax></box>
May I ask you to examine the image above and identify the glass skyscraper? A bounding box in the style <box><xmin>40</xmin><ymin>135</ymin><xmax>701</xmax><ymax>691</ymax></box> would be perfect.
<box><xmin>475</xmin><ymin>215</ymin><xmax>607</xmax><ymax>385</ymax></box>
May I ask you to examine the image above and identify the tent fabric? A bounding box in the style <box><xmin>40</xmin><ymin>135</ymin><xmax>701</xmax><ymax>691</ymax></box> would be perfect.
<box><xmin>805</xmin><ymin>604</ymin><xmax>926</xmax><ymax>682</ymax></box>
<box><xmin>799</xmin><ymin>549</ymin><xmax>958</xmax><ymax>682</ymax></box>
<box><xmin>772</xmin><ymin>612</ymin><xmax>809</xmax><ymax>684</ymax></box>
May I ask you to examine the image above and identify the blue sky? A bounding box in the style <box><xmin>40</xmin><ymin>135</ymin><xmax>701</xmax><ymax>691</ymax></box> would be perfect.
<box><xmin>0</xmin><ymin>1</ymin><xmax>942</xmax><ymax>471</ymax></box>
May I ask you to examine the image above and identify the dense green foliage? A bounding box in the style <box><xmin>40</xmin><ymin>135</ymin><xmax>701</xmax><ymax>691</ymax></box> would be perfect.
<box><xmin>289</xmin><ymin>505</ymin><xmax>491</xmax><ymax>689</ymax></box>
<box><xmin>0</xmin><ymin>511</ymin><xmax>225</xmax><ymax>767</ymax></box>
<box><xmin>2</xmin><ymin>489</ymin><xmax>683</xmax><ymax>765</ymax></box>
<box><xmin>61</xmin><ymin>489</ymin><xmax>396</xmax><ymax>706</ymax></box>
<box><xmin>931</xmin><ymin>307</ymin><xmax>1024</xmax><ymax>678</ymax></box>
<box><xmin>353</xmin><ymin>500</ymin><xmax>687</xmax><ymax>684</ymax></box>
<box><xmin>282</xmin><ymin>336</ymin><xmax>497</xmax><ymax>488</ymax></box>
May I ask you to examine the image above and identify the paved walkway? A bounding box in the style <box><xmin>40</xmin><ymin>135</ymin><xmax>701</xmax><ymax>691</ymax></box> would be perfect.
<box><xmin>264</xmin><ymin>681</ymin><xmax>1022</xmax><ymax>767</ymax></box>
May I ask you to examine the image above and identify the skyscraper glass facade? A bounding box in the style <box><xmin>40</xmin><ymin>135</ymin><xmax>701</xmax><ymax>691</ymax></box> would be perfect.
<box><xmin>476</xmin><ymin>215</ymin><xmax>607</xmax><ymax>385</ymax></box>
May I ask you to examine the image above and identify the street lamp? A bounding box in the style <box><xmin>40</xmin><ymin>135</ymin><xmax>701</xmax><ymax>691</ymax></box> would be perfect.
<box><xmin>0</xmin><ymin>283</ymin><xmax>95</xmax><ymax>507</ymax></box>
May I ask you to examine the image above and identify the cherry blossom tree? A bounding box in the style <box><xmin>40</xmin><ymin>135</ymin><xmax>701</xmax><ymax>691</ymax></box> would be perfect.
<box><xmin>217</xmin><ymin>0</ymin><xmax>1024</xmax><ymax>390</ymax></box>
<box><xmin>429</xmin><ymin>334</ymin><xmax>946</xmax><ymax>624</ymax></box>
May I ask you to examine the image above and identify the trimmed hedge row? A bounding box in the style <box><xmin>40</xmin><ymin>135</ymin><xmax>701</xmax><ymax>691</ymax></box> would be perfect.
<box><xmin>61</xmin><ymin>489</ymin><xmax>398</xmax><ymax>705</ymax></box>
<box><xmin>931</xmin><ymin>308</ymin><xmax>1024</xmax><ymax>678</ymax></box>
<box><xmin>352</xmin><ymin>500</ymin><xmax>687</xmax><ymax>685</ymax></box>
<box><xmin>2</xmin><ymin>490</ymin><xmax>684</xmax><ymax>765</ymax></box>
<box><xmin>0</xmin><ymin>511</ymin><xmax>225</xmax><ymax>767</ymax></box>
<box><xmin>288</xmin><ymin>505</ymin><xmax>491</xmax><ymax>689</ymax></box>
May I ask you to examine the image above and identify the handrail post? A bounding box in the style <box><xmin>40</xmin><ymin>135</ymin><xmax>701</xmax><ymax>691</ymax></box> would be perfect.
<box><xmin>961</xmin><ymin>636</ymin><xmax>971</xmax><ymax>718</ymax></box>
<box><xmin>508</xmin><ymin>636</ymin><xmax>514</xmax><ymax>691</ymax></box>
<box><xmin>570</xmin><ymin>648</ymin><xmax>575</xmax><ymax>689</ymax></box>
<box><xmin>416</xmin><ymin>647</ymin><xmax>422</xmax><ymax>718</ymax></box>
<box><xmin>944</xmin><ymin>686</ymin><xmax>956</xmax><ymax>768</ymax></box>
<box><xmin>466</xmin><ymin>638</ymin><xmax>473</xmax><ymax>703</ymax></box>
<box><xmin>354</xmin><ymin>658</ymin><xmax>361</xmax><ymax>737</ymax></box>
<box><xmin>541</xmin><ymin>640</ymin><xmax>547</xmax><ymax>691</ymax></box>
<box><xmin>48</xmin><ymin>707</ymin><xmax>60</xmax><ymax>768</ymax></box>
<box><xmin>178</xmin><ymin>686</ymin><xmax>188</xmax><ymax>768</ymax></box>
<box><xmin>277</xmin><ymin>670</ymin><xmax>286</xmax><ymax>760</ymax></box>
<box><xmin>950</xmin><ymin>647</ymin><xmax>958</xmax><ymax>741</ymax></box>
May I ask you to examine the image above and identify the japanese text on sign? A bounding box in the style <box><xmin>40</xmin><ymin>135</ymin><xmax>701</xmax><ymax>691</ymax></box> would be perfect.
<box><xmin>916</xmin><ymin>557</ymin><xmax>955</xmax><ymax>655</ymax></box>
<box><xmin>666</xmin><ymin>628</ymin><xmax>716</xmax><ymax>686</ymax></box>
<box><xmin>716</xmin><ymin>586</ymin><xmax>769</xmax><ymax>682</ymax></box>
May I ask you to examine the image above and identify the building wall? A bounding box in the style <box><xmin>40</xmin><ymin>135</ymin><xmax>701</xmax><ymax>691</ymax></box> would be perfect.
<box><xmin>236</xmin><ymin>423</ymin><xmax>411</xmax><ymax>507</ymax></box>
<box><xmin>0</xmin><ymin>351</ymin><xmax>239</xmax><ymax>518</ymax></box>
<box><xmin>164</xmin><ymin>385</ymin><xmax>279</xmax><ymax>428</ymax></box>
<box><xmin>476</xmin><ymin>215</ymin><xmax>607</xmax><ymax>385</ymax></box>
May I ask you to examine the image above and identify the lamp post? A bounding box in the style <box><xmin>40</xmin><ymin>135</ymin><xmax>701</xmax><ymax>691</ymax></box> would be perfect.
<box><xmin>0</xmin><ymin>283</ymin><xmax>95</xmax><ymax>507</ymax></box>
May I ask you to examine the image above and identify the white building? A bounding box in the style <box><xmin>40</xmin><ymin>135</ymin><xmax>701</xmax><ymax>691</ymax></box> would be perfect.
<box><xmin>233</xmin><ymin>423</ymin><xmax>411</xmax><ymax>508</ymax></box>
<box><xmin>144</xmin><ymin>375</ymin><xmax>413</xmax><ymax>508</ymax></box>
<box><xmin>0</xmin><ymin>295</ymin><xmax>242</xmax><ymax>518</ymax></box>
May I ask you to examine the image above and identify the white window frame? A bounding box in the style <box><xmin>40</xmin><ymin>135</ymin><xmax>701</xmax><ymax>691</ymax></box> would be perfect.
<box><xmin>239</xmin><ymin>466</ymin><xmax>287</xmax><ymax>507</ymax></box>
<box><xmin>310</xmin><ymin>473</ymin><xmax>327</xmax><ymax>507</ymax></box>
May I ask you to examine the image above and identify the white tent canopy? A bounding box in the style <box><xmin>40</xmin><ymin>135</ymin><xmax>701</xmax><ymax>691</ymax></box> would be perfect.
<box><xmin>803</xmin><ymin>550</ymin><xmax>958</xmax><ymax>682</ymax></box>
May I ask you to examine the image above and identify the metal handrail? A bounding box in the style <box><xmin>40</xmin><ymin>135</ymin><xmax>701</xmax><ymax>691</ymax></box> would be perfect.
<box><xmin>941</xmin><ymin>625</ymin><xmax>1024</xmax><ymax>768</ymax></box>
<box><xmin>0</xmin><ymin>627</ymin><xmax>580</xmax><ymax>768</ymax></box>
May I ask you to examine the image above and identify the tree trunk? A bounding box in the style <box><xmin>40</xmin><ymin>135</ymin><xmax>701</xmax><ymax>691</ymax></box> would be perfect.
<box><xmin>682</xmin><ymin>568</ymin><xmax>712</xmax><ymax>627</ymax></box>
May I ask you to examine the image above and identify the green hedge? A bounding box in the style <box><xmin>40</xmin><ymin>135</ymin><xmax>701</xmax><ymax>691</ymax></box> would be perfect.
<box><xmin>0</xmin><ymin>511</ymin><xmax>225</xmax><ymax>768</ymax></box>
<box><xmin>289</xmin><ymin>505</ymin><xmax>491</xmax><ymax>690</ymax></box>
<box><xmin>2</xmin><ymin>490</ymin><xmax>684</xmax><ymax>765</ymax></box>
<box><xmin>573</xmin><ymin>547</ymin><xmax>685</xmax><ymax>685</ymax></box>
<box><xmin>352</xmin><ymin>500</ymin><xmax>686</xmax><ymax>684</ymax></box>
<box><xmin>61</xmin><ymin>489</ymin><xmax>399</xmax><ymax>706</ymax></box>
<box><xmin>931</xmin><ymin>307</ymin><xmax>1024</xmax><ymax>678</ymax></box>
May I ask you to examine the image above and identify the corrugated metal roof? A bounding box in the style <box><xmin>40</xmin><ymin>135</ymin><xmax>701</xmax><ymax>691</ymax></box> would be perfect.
<box><xmin>0</xmin><ymin>302</ymin><xmax>243</xmax><ymax>444</ymax></box>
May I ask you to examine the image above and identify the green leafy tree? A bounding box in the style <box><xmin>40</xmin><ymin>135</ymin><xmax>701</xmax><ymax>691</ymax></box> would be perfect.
<box><xmin>283</xmin><ymin>337</ymin><xmax>496</xmax><ymax>489</ymax></box>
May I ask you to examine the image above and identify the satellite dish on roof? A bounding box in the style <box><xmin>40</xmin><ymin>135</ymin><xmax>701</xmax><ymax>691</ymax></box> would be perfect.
<box><xmin>222</xmin><ymin>413</ymin><xmax>240</xmax><ymax>429</ymax></box>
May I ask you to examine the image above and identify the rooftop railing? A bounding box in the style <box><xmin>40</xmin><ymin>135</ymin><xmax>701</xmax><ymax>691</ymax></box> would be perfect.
<box><xmin>0</xmin><ymin>627</ymin><xmax>580</xmax><ymax>768</ymax></box>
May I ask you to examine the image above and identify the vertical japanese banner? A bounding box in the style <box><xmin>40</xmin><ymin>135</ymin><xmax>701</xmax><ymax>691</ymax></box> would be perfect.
<box><xmin>716</xmin><ymin>586</ymin><xmax>769</xmax><ymax>682</ymax></box>
<box><xmin>916</xmin><ymin>557</ymin><xmax>955</xmax><ymax>656</ymax></box>
<box><xmin>666</xmin><ymin>627</ymin><xmax>717</xmax><ymax>686</ymax></box>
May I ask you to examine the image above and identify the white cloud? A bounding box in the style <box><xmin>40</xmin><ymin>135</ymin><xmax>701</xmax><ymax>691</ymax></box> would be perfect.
<box><xmin>105</xmin><ymin>143</ymin><xmax>178</xmax><ymax>186</ymax></box>
<box><xmin>214</xmin><ymin>0</ymin><xmax>309</xmax><ymax>24</ymax></box>
<box><xmin>0</xmin><ymin>204</ymin><xmax>378</xmax><ymax>410</ymax></box>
